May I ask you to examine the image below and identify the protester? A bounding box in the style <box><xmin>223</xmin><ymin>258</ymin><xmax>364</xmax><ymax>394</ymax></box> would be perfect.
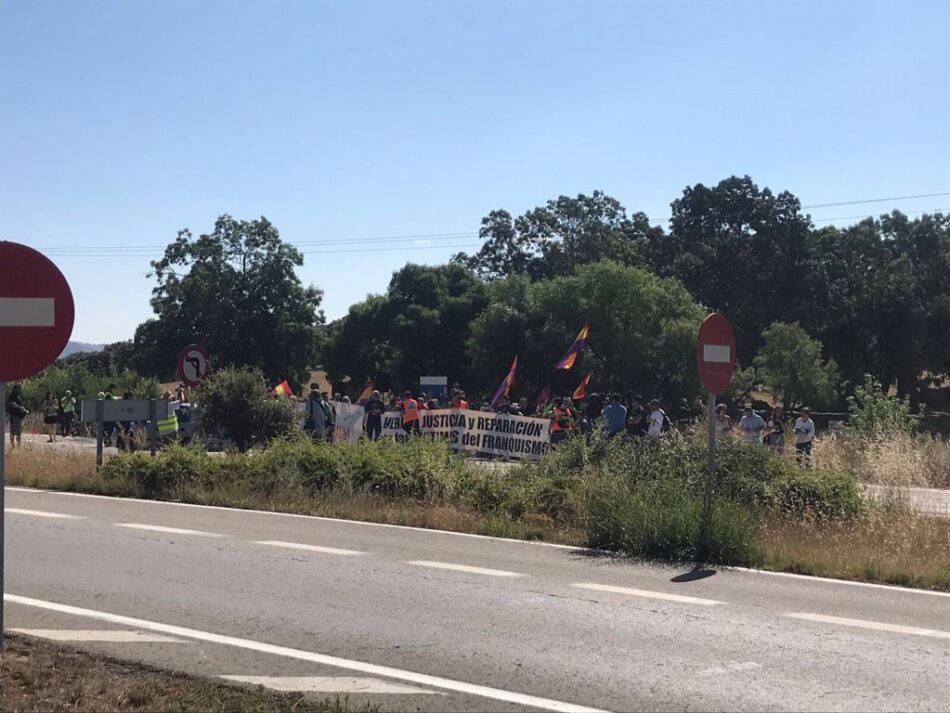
<box><xmin>739</xmin><ymin>406</ymin><xmax>766</xmax><ymax>444</ymax></box>
<box><xmin>305</xmin><ymin>385</ymin><xmax>333</xmax><ymax>441</ymax></box>
<box><xmin>714</xmin><ymin>404</ymin><xmax>733</xmax><ymax>440</ymax></box>
<box><xmin>116</xmin><ymin>390</ymin><xmax>136</xmax><ymax>451</ymax></box>
<box><xmin>479</xmin><ymin>397</ymin><xmax>493</xmax><ymax>412</ymax></box>
<box><xmin>766</xmin><ymin>405</ymin><xmax>786</xmax><ymax>452</ymax></box>
<box><xmin>584</xmin><ymin>392</ymin><xmax>604</xmax><ymax>423</ymax></box>
<box><xmin>6</xmin><ymin>384</ymin><xmax>28</xmax><ymax>448</ymax></box>
<box><xmin>401</xmin><ymin>390</ymin><xmax>421</xmax><ymax>435</ymax></box>
<box><xmin>793</xmin><ymin>407</ymin><xmax>816</xmax><ymax>464</ymax></box>
<box><xmin>646</xmin><ymin>399</ymin><xmax>669</xmax><ymax>437</ymax></box>
<box><xmin>627</xmin><ymin>395</ymin><xmax>648</xmax><ymax>437</ymax></box>
<box><xmin>602</xmin><ymin>393</ymin><xmax>627</xmax><ymax>438</ymax></box>
<box><xmin>418</xmin><ymin>392</ymin><xmax>429</xmax><ymax>410</ymax></box>
<box><xmin>550</xmin><ymin>397</ymin><xmax>574</xmax><ymax>446</ymax></box>
<box><xmin>42</xmin><ymin>391</ymin><xmax>60</xmax><ymax>443</ymax></box>
<box><xmin>363</xmin><ymin>389</ymin><xmax>386</xmax><ymax>441</ymax></box>
<box><xmin>102</xmin><ymin>384</ymin><xmax>117</xmax><ymax>446</ymax></box>
<box><xmin>59</xmin><ymin>389</ymin><xmax>77</xmax><ymax>437</ymax></box>
<box><xmin>321</xmin><ymin>391</ymin><xmax>337</xmax><ymax>441</ymax></box>
<box><xmin>342</xmin><ymin>395</ymin><xmax>351</xmax><ymax>404</ymax></box>
<box><xmin>451</xmin><ymin>391</ymin><xmax>469</xmax><ymax>409</ymax></box>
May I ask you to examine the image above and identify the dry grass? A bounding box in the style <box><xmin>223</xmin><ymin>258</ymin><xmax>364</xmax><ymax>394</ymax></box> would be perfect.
<box><xmin>813</xmin><ymin>432</ymin><xmax>950</xmax><ymax>489</ymax></box>
<box><xmin>2</xmin><ymin>634</ymin><xmax>376</xmax><ymax>713</ymax></box>
<box><xmin>762</xmin><ymin>505</ymin><xmax>950</xmax><ymax>590</ymax></box>
<box><xmin>4</xmin><ymin>445</ymin><xmax>99</xmax><ymax>488</ymax></box>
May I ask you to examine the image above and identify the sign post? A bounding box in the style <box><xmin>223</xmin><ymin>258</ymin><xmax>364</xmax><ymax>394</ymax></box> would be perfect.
<box><xmin>695</xmin><ymin>312</ymin><xmax>736</xmax><ymax>562</ymax></box>
<box><xmin>0</xmin><ymin>241</ymin><xmax>75</xmax><ymax>650</ymax></box>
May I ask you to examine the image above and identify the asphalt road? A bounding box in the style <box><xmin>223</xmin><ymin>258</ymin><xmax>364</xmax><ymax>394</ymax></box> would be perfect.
<box><xmin>4</xmin><ymin>486</ymin><xmax>949</xmax><ymax>712</ymax></box>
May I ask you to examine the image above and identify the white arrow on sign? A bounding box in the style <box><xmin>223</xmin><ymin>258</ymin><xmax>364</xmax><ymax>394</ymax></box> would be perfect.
<box><xmin>0</xmin><ymin>298</ymin><xmax>55</xmax><ymax>327</ymax></box>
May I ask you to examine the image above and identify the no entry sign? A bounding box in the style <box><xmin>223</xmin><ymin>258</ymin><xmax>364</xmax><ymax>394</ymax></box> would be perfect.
<box><xmin>177</xmin><ymin>344</ymin><xmax>210</xmax><ymax>387</ymax></box>
<box><xmin>695</xmin><ymin>312</ymin><xmax>735</xmax><ymax>394</ymax></box>
<box><xmin>0</xmin><ymin>241</ymin><xmax>75</xmax><ymax>381</ymax></box>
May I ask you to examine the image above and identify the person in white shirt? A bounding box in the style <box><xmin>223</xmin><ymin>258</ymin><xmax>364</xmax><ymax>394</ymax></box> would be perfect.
<box><xmin>739</xmin><ymin>406</ymin><xmax>766</xmax><ymax>444</ymax></box>
<box><xmin>646</xmin><ymin>399</ymin><xmax>668</xmax><ymax>437</ymax></box>
<box><xmin>793</xmin><ymin>407</ymin><xmax>816</xmax><ymax>464</ymax></box>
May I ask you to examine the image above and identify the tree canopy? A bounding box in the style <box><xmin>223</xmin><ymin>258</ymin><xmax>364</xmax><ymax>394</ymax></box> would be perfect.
<box><xmin>132</xmin><ymin>215</ymin><xmax>324</xmax><ymax>385</ymax></box>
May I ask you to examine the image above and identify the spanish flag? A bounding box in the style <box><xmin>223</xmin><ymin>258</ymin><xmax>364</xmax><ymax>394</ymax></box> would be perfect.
<box><xmin>572</xmin><ymin>372</ymin><xmax>592</xmax><ymax>400</ymax></box>
<box><xmin>273</xmin><ymin>380</ymin><xmax>293</xmax><ymax>397</ymax></box>
<box><xmin>555</xmin><ymin>322</ymin><xmax>589</xmax><ymax>370</ymax></box>
<box><xmin>357</xmin><ymin>379</ymin><xmax>375</xmax><ymax>405</ymax></box>
<box><xmin>490</xmin><ymin>356</ymin><xmax>518</xmax><ymax>408</ymax></box>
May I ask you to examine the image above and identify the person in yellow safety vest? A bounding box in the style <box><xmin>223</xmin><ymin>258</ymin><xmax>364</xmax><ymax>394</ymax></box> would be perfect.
<box><xmin>400</xmin><ymin>390</ymin><xmax>421</xmax><ymax>435</ymax></box>
<box><xmin>550</xmin><ymin>397</ymin><xmax>575</xmax><ymax>447</ymax></box>
<box><xmin>156</xmin><ymin>392</ymin><xmax>179</xmax><ymax>441</ymax></box>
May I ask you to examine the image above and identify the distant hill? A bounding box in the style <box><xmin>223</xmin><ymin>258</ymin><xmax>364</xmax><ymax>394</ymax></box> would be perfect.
<box><xmin>59</xmin><ymin>341</ymin><xmax>107</xmax><ymax>359</ymax></box>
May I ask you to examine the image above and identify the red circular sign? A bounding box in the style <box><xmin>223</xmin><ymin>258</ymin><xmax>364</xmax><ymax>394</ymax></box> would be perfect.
<box><xmin>177</xmin><ymin>344</ymin><xmax>210</xmax><ymax>387</ymax></box>
<box><xmin>696</xmin><ymin>312</ymin><xmax>736</xmax><ymax>394</ymax></box>
<box><xmin>0</xmin><ymin>242</ymin><xmax>75</xmax><ymax>381</ymax></box>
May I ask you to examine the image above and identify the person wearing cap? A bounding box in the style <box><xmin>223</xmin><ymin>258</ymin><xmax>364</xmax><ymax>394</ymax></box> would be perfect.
<box><xmin>793</xmin><ymin>407</ymin><xmax>816</xmax><ymax>464</ymax></box>
<box><xmin>401</xmin><ymin>390</ymin><xmax>420</xmax><ymax>435</ymax></box>
<box><xmin>646</xmin><ymin>399</ymin><xmax>670</xmax><ymax>437</ymax></box>
<box><xmin>739</xmin><ymin>406</ymin><xmax>766</xmax><ymax>444</ymax></box>
<box><xmin>363</xmin><ymin>389</ymin><xmax>385</xmax><ymax>441</ymax></box>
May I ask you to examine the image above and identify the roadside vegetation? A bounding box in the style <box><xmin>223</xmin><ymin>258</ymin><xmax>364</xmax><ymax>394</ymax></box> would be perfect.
<box><xmin>2</xmin><ymin>634</ymin><xmax>377</xmax><ymax>713</ymax></box>
<box><xmin>8</xmin><ymin>422</ymin><xmax>948</xmax><ymax>591</ymax></box>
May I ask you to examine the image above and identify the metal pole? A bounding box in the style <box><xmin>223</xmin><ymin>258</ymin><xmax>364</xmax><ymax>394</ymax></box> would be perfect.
<box><xmin>1</xmin><ymin>380</ymin><xmax>6</xmax><ymax>650</ymax></box>
<box><xmin>698</xmin><ymin>390</ymin><xmax>717</xmax><ymax>562</ymax></box>
<box><xmin>149</xmin><ymin>399</ymin><xmax>157</xmax><ymax>456</ymax></box>
<box><xmin>95</xmin><ymin>397</ymin><xmax>104</xmax><ymax>469</ymax></box>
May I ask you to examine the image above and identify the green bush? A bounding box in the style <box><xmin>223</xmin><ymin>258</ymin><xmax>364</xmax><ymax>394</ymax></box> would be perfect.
<box><xmin>846</xmin><ymin>375</ymin><xmax>915</xmax><ymax>439</ymax></box>
<box><xmin>200</xmin><ymin>366</ymin><xmax>300</xmax><ymax>450</ymax></box>
<box><xmin>772</xmin><ymin>468</ymin><xmax>865</xmax><ymax>519</ymax></box>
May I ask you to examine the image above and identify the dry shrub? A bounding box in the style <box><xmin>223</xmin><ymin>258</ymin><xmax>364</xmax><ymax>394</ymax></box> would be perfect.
<box><xmin>813</xmin><ymin>432</ymin><xmax>950</xmax><ymax>489</ymax></box>
<box><xmin>4</xmin><ymin>445</ymin><xmax>97</xmax><ymax>489</ymax></box>
<box><xmin>762</xmin><ymin>505</ymin><xmax>950</xmax><ymax>590</ymax></box>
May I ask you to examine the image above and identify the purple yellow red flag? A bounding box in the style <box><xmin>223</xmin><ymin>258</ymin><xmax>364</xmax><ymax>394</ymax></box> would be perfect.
<box><xmin>572</xmin><ymin>372</ymin><xmax>592</xmax><ymax>400</ymax></box>
<box><xmin>357</xmin><ymin>379</ymin><xmax>375</xmax><ymax>405</ymax></box>
<box><xmin>555</xmin><ymin>322</ymin><xmax>589</xmax><ymax>370</ymax></box>
<box><xmin>533</xmin><ymin>384</ymin><xmax>551</xmax><ymax>416</ymax></box>
<box><xmin>273</xmin><ymin>380</ymin><xmax>293</xmax><ymax>397</ymax></box>
<box><xmin>490</xmin><ymin>356</ymin><xmax>518</xmax><ymax>407</ymax></box>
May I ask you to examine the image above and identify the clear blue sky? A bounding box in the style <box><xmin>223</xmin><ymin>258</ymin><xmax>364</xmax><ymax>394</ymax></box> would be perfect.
<box><xmin>2</xmin><ymin>0</ymin><xmax>948</xmax><ymax>345</ymax></box>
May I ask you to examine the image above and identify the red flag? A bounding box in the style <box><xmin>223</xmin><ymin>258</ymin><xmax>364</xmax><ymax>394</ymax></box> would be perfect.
<box><xmin>272</xmin><ymin>380</ymin><xmax>293</xmax><ymax>397</ymax></box>
<box><xmin>572</xmin><ymin>373</ymin><xmax>592</xmax><ymax>400</ymax></box>
<box><xmin>490</xmin><ymin>356</ymin><xmax>518</xmax><ymax>408</ymax></box>
<box><xmin>533</xmin><ymin>384</ymin><xmax>551</xmax><ymax>416</ymax></box>
<box><xmin>555</xmin><ymin>322</ymin><xmax>589</xmax><ymax>370</ymax></box>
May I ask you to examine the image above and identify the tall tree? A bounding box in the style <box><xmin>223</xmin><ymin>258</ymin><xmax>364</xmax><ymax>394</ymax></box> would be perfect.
<box><xmin>752</xmin><ymin>322</ymin><xmax>840</xmax><ymax>411</ymax></box>
<box><xmin>461</xmin><ymin>191</ymin><xmax>660</xmax><ymax>280</ymax></box>
<box><xmin>133</xmin><ymin>215</ymin><xmax>324</xmax><ymax>384</ymax></box>
<box><xmin>650</xmin><ymin>175</ymin><xmax>813</xmax><ymax>360</ymax></box>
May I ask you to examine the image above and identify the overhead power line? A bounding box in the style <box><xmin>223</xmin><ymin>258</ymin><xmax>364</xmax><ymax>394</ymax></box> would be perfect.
<box><xmin>27</xmin><ymin>191</ymin><xmax>950</xmax><ymax>258</ymax></box>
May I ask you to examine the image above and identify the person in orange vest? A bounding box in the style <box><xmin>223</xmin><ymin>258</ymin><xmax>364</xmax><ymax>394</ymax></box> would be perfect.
<box><xmin>400</xmin><ymin>390</ymin><xmax>421</xmax><ymax>435</ymax></box>
<box><xmin>451</xmin><ymin>390</ymin><xmax>469</xmax><ymax>410</ymax></box>
<box><xmin>550</xmin><ymin>397</ymin><xmax>575</xmax><ymax>447</ymax></box>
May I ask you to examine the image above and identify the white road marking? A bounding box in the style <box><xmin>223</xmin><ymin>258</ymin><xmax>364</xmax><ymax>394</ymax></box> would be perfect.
<box><xmin>698</xmin><ymin>661</ymin><xmax>761</xmax><ymax>677</ymax></box>
<box><xmin>0</xmin><ymin>297</ymin><xmax>55</xmax><ymax>327</ymax></box>
<box><xmin>406</xmin><ymin>560</ymin><xmax>525</xmax><ymax>578</ymax></box>
<box><xmin>5</xmin><ymin>508</ymin><xmax>84</xmax><ymax>520</ymax></box>
<box><xmin>7</xmin><ymin>486</ymin><xmax>948</xmax><ymax>599</ymax></box>
<box><xmin>115</xmin><ymin>523</ymin><xmax>227</xmax><ymax>537</ymax></box>
<box><xmin>255</xmin><ymin>540</ymin><xmax>366</xmax><ymax>556</ymax></box>
<box><xmin>787</xmin><ymin>612</ymin><xmax>950</xmax><ymax>640</ymax></box>
<box><xmin>5</xmin><ymin>593</ymin><xmax>606</xmax><ymax>713</ymax></box>
<box><xmin>10</xmin><ymin>628</ymin><xmax>185</xmax><ymax>643</ymax></box>
<box><xmin>733</xmin><ymin>566</ymin><xmax>950</xmax><ymax>598</ymax></box>
<box><xmin>222</xmin><ymin>675</ymin><xmax>441</xmax><ymax>695</ymax></box>
<box><xmin>571</xmin><ymin>583</ymin><xmax>723</xmax><ymax>606</ymax></box>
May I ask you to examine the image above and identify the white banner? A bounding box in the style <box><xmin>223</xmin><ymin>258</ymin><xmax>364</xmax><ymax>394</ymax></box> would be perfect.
<box><xmin>333</xmin><ymin>402</ymin><xmax>365</xmax><ymax>444</ymax></box>
<box><xmin>381</xmin><ymin>408</ymin><xmax>550</xmax><ymax>460</ymax></box>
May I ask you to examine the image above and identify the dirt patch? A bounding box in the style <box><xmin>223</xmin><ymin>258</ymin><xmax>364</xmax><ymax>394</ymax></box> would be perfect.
<box><xmin>1</xmin><ymin>634</ymin><xmax>377</xmax><ymax>713</ymax></box>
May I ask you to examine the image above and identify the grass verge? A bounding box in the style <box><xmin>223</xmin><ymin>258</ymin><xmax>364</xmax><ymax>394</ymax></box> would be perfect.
<box><xmin>5</xmin><ymin>433</ymin><xmax>948</xmax><ymax>591</ymax></box>
<box><xmin>1</xmin><ymin>634</ymin><xmax>377</xmax><ymax>713</ymax></box>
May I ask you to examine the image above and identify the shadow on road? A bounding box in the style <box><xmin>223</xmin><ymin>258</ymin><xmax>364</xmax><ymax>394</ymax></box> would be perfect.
<box><xmin>670</xmin><ymin>566</ymin><xmax>717</xmax><ymax>583</ymax></box>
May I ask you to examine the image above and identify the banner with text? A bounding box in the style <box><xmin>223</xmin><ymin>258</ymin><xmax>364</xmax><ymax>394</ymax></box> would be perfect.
<box><xmin>334</xmin><ymin>402</ymin><xmax>365</xmax><ymax>444</ymax></box>
<box><xmin>381</xmin><ymin>408</ymin><xmax>550</xmax><ymax>460</ymax></box>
